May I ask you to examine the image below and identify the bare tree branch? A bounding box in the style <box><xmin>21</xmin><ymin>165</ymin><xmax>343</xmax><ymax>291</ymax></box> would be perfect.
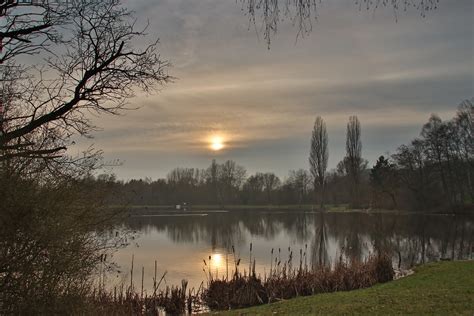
<box><xmin>1</xmin><ymin>0</ymin><xmax>171</xmax><ymax>165</ymax></box>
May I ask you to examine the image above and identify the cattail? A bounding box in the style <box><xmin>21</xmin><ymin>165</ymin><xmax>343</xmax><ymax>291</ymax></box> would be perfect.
<box><xmin>130</xmin><ymin>254</ymin><xmax>134</xmax><ymax>293</ymax></box>
<box><xmin>153</xmin><ymin>260</ymin><xmax>157</xmax><ymax>296</ymax></box>
<box><xmin>141</xmin><ymin>266</ymin><xmax>144</xmax><ymax>299</ymax></box>
<box><xmin>270</xmin><ymin>248</ymin><xmax>274</xmax><ymax>276</ymax></box>
<box><xmin>249</xmin><ymin>243</ymin><xmax>253</xmax><ymax>273</ymax></box>
<box><xmin>226</xmin><ymin>252</ymin><xmax>229</xmax><ymax>281</ymax></box>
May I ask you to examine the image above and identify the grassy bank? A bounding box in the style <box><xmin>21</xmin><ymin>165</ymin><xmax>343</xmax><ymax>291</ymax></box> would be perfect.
<box><xmin>210</xmin><ymin>261</ymin><xmax>474</xmax><ymax>315</ymax></box>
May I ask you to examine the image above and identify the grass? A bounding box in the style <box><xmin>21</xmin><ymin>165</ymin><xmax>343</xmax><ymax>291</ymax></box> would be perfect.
<box><xmin>210</xmin><ymin>261</ymin><xmax>474</xmax><ymax>315</ymax></box>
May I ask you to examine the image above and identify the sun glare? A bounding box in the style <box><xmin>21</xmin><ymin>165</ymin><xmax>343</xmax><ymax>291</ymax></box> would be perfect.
<box><xmin>210</xmin><ymin>136</ymin><xmax>224</xmax><ymax>151</ymax></box>
<box><xmin>211</xmin><ymin>253</ymin><xmax>223</xmax><ymax>266</ymax></box>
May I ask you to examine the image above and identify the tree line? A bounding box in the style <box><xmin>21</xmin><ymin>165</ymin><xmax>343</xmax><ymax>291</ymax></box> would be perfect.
<box><xmin>387</xmin><ymin>100</ymin><xmax>473</xmax><ymax>212</ymax></box>
<box><xmin>94</xmin><ymin>99</ymin><xmax>473</xmax><ymax>212</ymax></box>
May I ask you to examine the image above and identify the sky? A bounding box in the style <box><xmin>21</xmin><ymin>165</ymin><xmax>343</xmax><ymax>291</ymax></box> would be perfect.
<box><xmin>81</xmin><ymin>0</ymin><xmax>473</xmax><ymax>180</ymax></box>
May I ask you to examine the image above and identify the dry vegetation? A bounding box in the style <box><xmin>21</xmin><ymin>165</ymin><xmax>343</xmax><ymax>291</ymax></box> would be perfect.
<box><xmin>81</xmin><ymin>247</ymin><xmax>394</xmax><ymax>314</ymax></box>
<box><xmin>202</xmin><ymin>248</ymin><xmax>393</xmax><ymax>311</ymax></box>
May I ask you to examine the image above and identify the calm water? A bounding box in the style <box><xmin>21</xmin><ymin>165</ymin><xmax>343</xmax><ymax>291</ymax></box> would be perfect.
<box><xmin>106</xmin><ymin>210</ymin><xmax>473</xmax><ymax>293</ymax></box>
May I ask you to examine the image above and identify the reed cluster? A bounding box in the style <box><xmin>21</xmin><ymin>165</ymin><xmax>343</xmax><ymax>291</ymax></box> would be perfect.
<box><xmin>87</xmin><ymin>280</ymin><xmax>196</xmax><ymax>315</ymax></box>
<box><xmin>85</xmin><ymin>246</ymin><xmax>394</xmax><ymax>314</ymax></box>
<box><xmin>202</xmin><ymin>245</ymin><xmax>394</xmax><ymax>311</ymax></box>
<box><xmin>86</xmin><ymin>257</ymin><xmax>203</xmax><ymax>315</ymax></box>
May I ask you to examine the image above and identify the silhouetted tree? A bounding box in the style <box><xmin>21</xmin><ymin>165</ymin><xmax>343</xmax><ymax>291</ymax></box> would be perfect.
<box><xmin>0</xmin><ymin>0</ymin><xmax>170</xmax><ymax>164</ymax></box>
<box><xmin>392</xmin><ymin>99</ymin><xmax>473</xmax><ymax>211</ymax></box>
<box><xmin>240</xmin><ymin>0</ymin><xmax>440</xmax><ymax>47</ymax></box>
<box><xmin>0</xmin><ymin>1</ymin><xmax>169</xmax><ymax>312</ymax></box>
<box><xmin>167</xmin><ymin>168</ymin><xmax>204</xmax><ymax>203</ymax></box>
<box><xmin>286</xmin><ymin>169</ymin><xmax>312</xmax><ymax>205</ymax></box>
<box><xmin>262</xmin><ymin>172</ymin><xmax>281</xmax><ymax>204</ymax></box>
<box><xmin>393</xmin><ymin>139</ymin><xmax>431</xmax><ymax>211</ymax></box>
<box><xmin>205</xmin><ymin>159</ymin><xmax>221</xmax><ymax>204</ymax></box>
<box><xmin>309</xmin><ymin>116</ymin><xmax>328</xmax><ymax>209</ymax></box>
<box><xmin>345</xmin><ymin>116</ymin><xmax>365</xmax><ymax>208</ymax></box>
<box><xmin>242</xmin><ymin>173</ymin><xmax>265</xmax><ymax>204</ymax></box>
<box><xmin>218</xmin><ymin>160</ymin><xmax>247</xmax><ymax>204</ymax></box>
<box><xmin>421</xmin><ymin>115</ymin><xmax>453</xmax><ymax>206</ymax></box>
<box><xmin>370</xmin><ymin>156</ymin><xmax>399</xmax><ymax>209</ymax></box>
<box><xmin>454</xmin><ymin>100</ymin><xmax>474</xmax><ymax>200</ymax></box>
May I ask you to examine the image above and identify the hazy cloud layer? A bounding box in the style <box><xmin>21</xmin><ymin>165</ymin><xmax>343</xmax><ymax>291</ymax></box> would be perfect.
<box><xmin>82</xmin><ymin>0</ymin><xmax>473</xmax><ymax>179</ymax></box>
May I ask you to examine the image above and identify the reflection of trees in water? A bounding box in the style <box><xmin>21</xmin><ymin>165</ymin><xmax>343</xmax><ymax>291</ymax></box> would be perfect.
<box><xmin>402</xmin><ymin>215</ymin><xmax>435</xmax><ymax>265</ymax></box>
<box><xmin>124</xmin><ymin>212</ymin><xmax>474</xmax><ymax>267</ymax></box>
<box><xmin>240</xmin><ymin>214</ymin><xmax>276</xmax><ymax>238</ymax></box>
<box><xmin>456</xmin><ymin>216</ymin><xmax>472</xmax><ymax>260</ymax></box>
<box><xmin>132</xmin><ymin>215</ymin><xmax>247</xmax><ymax>250</ymax></box>
<box><xmin>370</xmin><ymin>214</ymin><xmax>397</xmax><ymax>254</ymax></box>
<box><xmin>441</xmin><ymin>215</ymin><xmax>473</xmax><ymax>261</ymax></box>
<box><xmin>383</xmin><ymin>215</ymin><xmax>473</xmax><ymax>268</ymax></box>
<box><xmin>333</xmin><ymin>214</ymin><xmax>368</xmax><ymax>262</ymax></box>
<box><xmin>127</xmin><ymin>212</ymin><xmax>316</xmax><ymax>249</ymax></box>
<box><xmin>311</xmin><ymin>212</ymin><xmax>329</xmax><ymax>267</ymax></box>
<box><xmin>253</xmin><ymin>213</ymin><xmax>314</xmax><ymax>242</ymax></box>
<box><xmin>291</xmin><ymin>213</ymin><xmax>313</xmax><ymax>243</ymax></box>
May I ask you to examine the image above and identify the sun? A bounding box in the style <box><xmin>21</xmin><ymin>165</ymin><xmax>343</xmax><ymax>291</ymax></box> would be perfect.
<box><xmin>210</xmin><ymin>136</ymin><xmax>224</xmax><ymax>151</ymax></box>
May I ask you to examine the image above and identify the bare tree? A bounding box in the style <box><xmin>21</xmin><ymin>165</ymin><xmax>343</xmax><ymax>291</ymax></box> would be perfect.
<box><xmin>218</xmin><ymin>160</ymin><xmax>247</xmax><ymax>204</ymax></box>
<box><xmin>240</xmin><ymin>0</ymin><xmax>440</xmax><ymax>47</ymax></box>
<box><xmin>243</xmin><ymin>172</ymin><xmax>265</xmax><ymax>204</ymax></box>
<box><xmin>205</xmin><ymin>159</ymin><xmax>221</xmax><ymax>204</ymax></box>
<box><xmin>421</xmin><ymin>115</ymin><xmax>452</xmax><ymax>205</ymax></box>
<box><xmin>370</xmin><ymin>155</ymin><xmax>399</xmax><ymax>209</ymax></box>
<box><xmin>262</xmin><ymin>172</ymin><xmax>281</xmax><ymax>204</ymax></box>
<box><xmin>345</xmin><ymin>115</ymin><xmax>364</xmax><ymax>208</ymax></box>
<box><xmin>0</xmin><ymin>1</ymin><xmax>67</xmax><ymax>64</ymax></box>
<box><xmin>392</xmin><ymin>100</ymin><xmax>473</xmax><ymax>212</ymax></box>
<box><xmin>287</xmin><ymin>169</ymin><xmax>312</xmax><ymax>205</ymax></box>
<box><xmin>0</xmin><ymin>0</ymin><xmax>170</xmax><ymax>167</ymax></box>
<box><xmin>309</xmin><ymin>116</ymin><xmax>328</xmax><ymax>210</ymax></box>
<box><xmin>393</xmin><ymin>139</ymin><xmax>429</xmax><ymax>211</ymax></box>
<box><xmin>0</xmin><ymin>1</ymin><xmax>170</xmax><ymax>312</ymax></box>
<box><xmin>454</xmin><ymin>99</ymin><xmax>474</xmax><ymax>200</ymax></box>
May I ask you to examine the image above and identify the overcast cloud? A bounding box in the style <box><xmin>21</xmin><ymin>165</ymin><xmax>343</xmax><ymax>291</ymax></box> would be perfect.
<box><xmin>79</xmin><ymin>0</ymin><xmax>474</xmax><ymax>180</ymax></box>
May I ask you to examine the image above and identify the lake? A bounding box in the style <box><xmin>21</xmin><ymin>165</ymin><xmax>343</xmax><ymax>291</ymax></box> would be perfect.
<box><xmin>106</xmin><ymin>210</ymin><xmax>473</xmax><ymax>293</ymax></box>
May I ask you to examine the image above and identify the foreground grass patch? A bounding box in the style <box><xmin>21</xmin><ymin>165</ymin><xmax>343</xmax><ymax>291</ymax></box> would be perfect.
<box><xmin>213</xmin><ymin>261</ymin><xmax>474</xmax><ymax>315</ymax></box>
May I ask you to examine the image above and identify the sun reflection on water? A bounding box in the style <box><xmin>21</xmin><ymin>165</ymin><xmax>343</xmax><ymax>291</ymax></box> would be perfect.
<box><xmin>205</xmin><ymin>252</ymin><xmax>229</xmax><ymax>278</ymax></box>
<box><xmin>210</xmin><ymin>253</ymin><xmax>223</xmax><ymax>267</ymax></box>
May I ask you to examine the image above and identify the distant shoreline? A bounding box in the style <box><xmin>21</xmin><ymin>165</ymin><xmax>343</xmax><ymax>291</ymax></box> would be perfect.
<box><xmin>107</xmin><ymin>204</ymin><xmax>473</xmax><ymax>216</ymax></box>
